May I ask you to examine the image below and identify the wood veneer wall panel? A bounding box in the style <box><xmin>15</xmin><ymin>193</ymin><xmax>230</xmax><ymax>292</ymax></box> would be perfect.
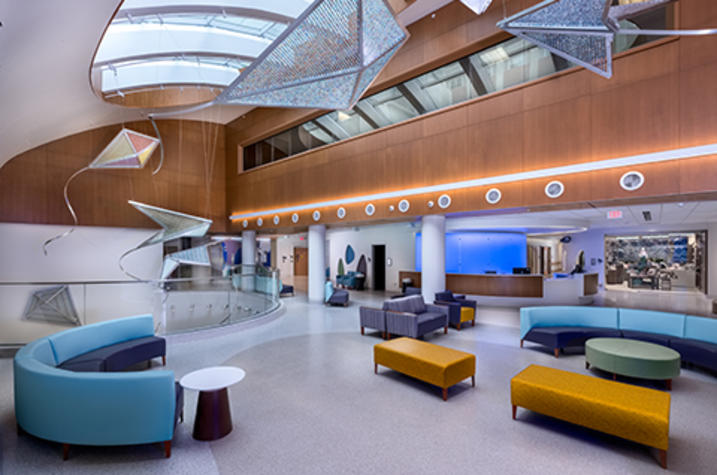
<box><xmin>1</xmin><ymin>120</ymin><xmax>227</xmax><ymax>232</ymax></box>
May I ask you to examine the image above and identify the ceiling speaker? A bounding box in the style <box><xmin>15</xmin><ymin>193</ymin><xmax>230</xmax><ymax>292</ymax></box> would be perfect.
<box><xmin>545</xmin><ymin>180</ymin><xmax>565</xmax><ymax>198</ymax></box>
<box><xmin>437</xmin><ymin>194</ymin><xmax>451</xmax><ymax>209</ymax></box>
<box><xmin>485</xmin><ymin>188</ymin><xmax>502</xmax><ymax>204</ymax></box>
<box><xmin>620</xmin><ymin>171</ymin><xmax>645</xmax><ymax>191</ymax></box>
<box><xmin>398</xmin><ymin>199</ymin><xmax>410</xmax><ymax>213</ymax></box>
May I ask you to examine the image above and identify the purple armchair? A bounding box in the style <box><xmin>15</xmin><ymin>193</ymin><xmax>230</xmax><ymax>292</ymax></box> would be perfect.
<box><xmin>434</xmin><ymin>291</ymin><xmax>477</xmax><ymax>330</ymax></box>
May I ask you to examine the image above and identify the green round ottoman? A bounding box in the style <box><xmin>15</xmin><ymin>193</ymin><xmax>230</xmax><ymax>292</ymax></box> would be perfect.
<box><xmin>585</xmin><ymin>338</ymin><xmax>681</xmax><ymax>390</ymax></box>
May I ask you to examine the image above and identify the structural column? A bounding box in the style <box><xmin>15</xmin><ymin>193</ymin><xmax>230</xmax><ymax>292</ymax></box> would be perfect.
<box><xmin>421</xmin><ymin>215</ymin><xmax>446</xmax><ymax>302</ymax></box>
<box><xmin>241</xmin><ymin>230</ymin><xmax>256</xmax><ymax>291</ymax></box>
<box><xmin>308</xmin><ymin>224</ymin><xmax>326</xmax><ymax>302</ymax></box>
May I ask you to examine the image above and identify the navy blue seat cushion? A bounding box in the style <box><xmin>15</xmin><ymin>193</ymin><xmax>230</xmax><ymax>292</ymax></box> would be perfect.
<box><xmin>670</xmin><ymin>338</ymin><xmax>717</xmax><ymax>371</ymax></box>
<box><xmin>58</xmin><ymin>336</ymin><xmax>166</xmax><ymax>372</ymax></box>
<box><xmin>524</xmin><ymin>326</ymin><xmax>621</xmax><ymax>349</ymax></box>
<box><xmin>328</xmin><ymin>289</ymin><xmax>349</xmax><ymax>305</ymax></box>
<box><xmin>417</xmin><ymin>312</ymin><xmax>446</xmax><ymax>336</ymax></box>
<box><xmin>174</xmin><ymin>382</ymin><xmax>184</xmax><ymax>426</ymax></box>
<box><xmin>620</xmin><ymin>330</ymin><xmax>672</xmax><ymax>347</ymax></box>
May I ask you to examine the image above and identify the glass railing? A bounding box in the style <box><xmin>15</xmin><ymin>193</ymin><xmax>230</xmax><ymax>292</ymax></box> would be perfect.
<box><xmin>0</xmin><ymin>267</ymin><xmax>282</xmax><ymax>346</ymax></box>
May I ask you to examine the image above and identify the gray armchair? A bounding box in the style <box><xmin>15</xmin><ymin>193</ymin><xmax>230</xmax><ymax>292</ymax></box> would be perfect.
<box><xmin>382</xmin><ymin>295</ymin><xmax>448</xmax><ymax>339</ymax></box>
<box><xmin>359</xmin><ymin>306</ymin><xmax>386</xmax><ymax>338</ymax></box>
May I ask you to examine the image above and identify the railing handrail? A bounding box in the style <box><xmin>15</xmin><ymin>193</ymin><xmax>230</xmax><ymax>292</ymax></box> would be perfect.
<box><xmin>0</xmin><ymin>274</ymin><xmax>269</xmax><ymax>286</ymax></box>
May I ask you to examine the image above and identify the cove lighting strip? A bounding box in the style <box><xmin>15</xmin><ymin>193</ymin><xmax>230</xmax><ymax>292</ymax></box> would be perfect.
<box><xmin>229</xmin><ymin>143</ymin><xmax>717</xmax><ymax>220</ymax></box>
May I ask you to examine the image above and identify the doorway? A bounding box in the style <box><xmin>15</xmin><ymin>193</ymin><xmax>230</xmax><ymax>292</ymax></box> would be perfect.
<box><xmin>372</xmin><ymin>245</ymin><xmax>386</xmax><ymax>291</ymax></box>
<box><xmin>293</xmin><ymin>247</ymin><xmax>308</xmax><ymax>276</ymax></box>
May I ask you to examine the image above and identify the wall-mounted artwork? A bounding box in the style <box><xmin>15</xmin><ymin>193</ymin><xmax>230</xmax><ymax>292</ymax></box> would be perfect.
<box><xmin>338</xmin><ymin>258</ymin><xmax>345</xmax><ymax>276</ymax></box>
<box><xmin>23</xmin><ymin>285</ymin><xmax>80</xmax><ymax>326</ymax></box>
<box><xmin>345</xmin><ymin>245</ymin><xmax>355</xmax><ymax>265</ymax></box>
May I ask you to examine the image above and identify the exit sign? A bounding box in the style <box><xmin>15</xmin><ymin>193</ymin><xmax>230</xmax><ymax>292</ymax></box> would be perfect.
<box><xmin>607</xmin><ymin>210</ymin><xmax>623</xmax><ymax>219</ymax></box>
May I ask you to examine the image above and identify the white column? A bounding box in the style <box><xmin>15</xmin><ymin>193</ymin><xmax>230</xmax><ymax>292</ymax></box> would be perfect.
<box><xmin>241</xmin><ymin>230</ymin><xmax>256</xmax><ymax>291</ymax></box>
<box><xmin>308</xmin><ymin>224</ymin><xmax>326</xmax><ymax>302</ymax></box>
<box><xmin>421</xmin><ymin>215</ymin><xmax>446</xmax><ymax>302</ymax></box>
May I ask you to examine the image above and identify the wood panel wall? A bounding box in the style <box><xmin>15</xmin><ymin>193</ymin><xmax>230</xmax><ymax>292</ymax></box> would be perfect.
<box><xmin>226</xmin><ymin>0</ymin><xmax>717</xmax><ymax>233</ymax></box>
<box><xmin>0</xmin><ymin>120</ymin><xmax>227</xmax><ymax>232</ymax></box>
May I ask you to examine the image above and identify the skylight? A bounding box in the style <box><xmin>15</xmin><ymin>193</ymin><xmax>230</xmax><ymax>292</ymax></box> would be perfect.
<box><xmin>93</xmin><ymin>0</ymin><xmax>314</xmax><ymax>96</ymax></box>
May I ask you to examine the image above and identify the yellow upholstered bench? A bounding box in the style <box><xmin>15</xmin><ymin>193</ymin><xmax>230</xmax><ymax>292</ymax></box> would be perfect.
<box><xmin>458</xmin><ymin>307</ymin><xmax>475</xmax><ymax>330</ymax></box>
<box><xmin>374</xmin><ymin>338</ymin><xmax>475</xmax><ymax>401</ymax></box>
<box><xmin>511</xmin><ymin>365</ymin><xmax>671</xmax><ymax>468</ymax></box>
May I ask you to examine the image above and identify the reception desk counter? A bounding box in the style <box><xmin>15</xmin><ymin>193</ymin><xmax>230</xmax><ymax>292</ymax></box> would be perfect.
<box><xmin>399</xmin><ymin>271</ymin><xmax>598</xmax><ymax>306</ymax></box>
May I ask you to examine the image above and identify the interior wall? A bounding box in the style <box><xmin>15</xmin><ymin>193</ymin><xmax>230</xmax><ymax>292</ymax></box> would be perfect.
<box><xmin>0</xmin><ymin>119</ymin><xmax>227</xmax><ymax>231</ymax></box>
<box><xmin>0</xmin><ymin>223</ymin><xmax>162</xmax><ymax>344</ymax></box>
<box><xmin>327</xmin><ymin>222</ymin><xmax>416</xmax><ymax>292</ymax></box>
<box><xmin>276</xmin><ymin>233</ymin><xmax>308</xmax><ymax>284</ymax></box>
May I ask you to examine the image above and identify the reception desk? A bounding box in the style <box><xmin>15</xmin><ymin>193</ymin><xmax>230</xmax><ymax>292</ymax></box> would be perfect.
<box><xmin>399</xmin><ymin>271</ymin><xmax>598</xmax><ymax>306</ymax></box>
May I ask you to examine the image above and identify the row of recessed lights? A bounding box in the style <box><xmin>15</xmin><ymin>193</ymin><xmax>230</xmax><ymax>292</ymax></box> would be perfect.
<box><xmin>241</xmin><ymin>194</ymin><xmax>453</xmax><ymax>228</ymax></box>
<box><xmin>240</xmin><ymin>171</ymin><xmax>646</xmax><ymax>228</ymax></box>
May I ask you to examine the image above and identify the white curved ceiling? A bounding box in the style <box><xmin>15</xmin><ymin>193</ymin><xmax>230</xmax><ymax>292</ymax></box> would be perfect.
<box><xmin>0</xmin><ymin>0</ymin><xmax>451</xmax><ymax>168</ymax></box>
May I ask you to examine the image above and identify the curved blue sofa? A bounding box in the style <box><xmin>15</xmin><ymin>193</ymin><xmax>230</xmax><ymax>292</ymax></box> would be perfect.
<box><xmin>14</xmin><ymin>315</ymin><xmax>180</xmax><ymax>459</ymax></box>
<box><xmin>520</xmin><ymin>306</ymin><xmax>717</xmax><ymax>373</ymax></box>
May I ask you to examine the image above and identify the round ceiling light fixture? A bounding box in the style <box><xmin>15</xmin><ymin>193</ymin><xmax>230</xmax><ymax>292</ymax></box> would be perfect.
<box><xmin>273</xmin><ymin>215</ymin><xmax>280</xmax><ymax>225</ymax></box>
<box><xmin>427</xmin><ymin>200</ymin><xmax>434</xmax><ymax>208</ymax></box>
<box><xmin>365</xmin><ymin>203</ymin><xmax>376</xmax><ymax>216</ymax></box>
<box><xmin>337</xmin><ymin>207</ymin><xmax>346</xmax><ymax>219</ymax></box>
<box><xmin>398</xmin><ymin>199</ymin><xmax>410</xmax><ymax>213</ymax></box>
<box><xmin>545</xmin><ymin>180</ymin><xmax>565</xmax><ymax>199</ymax></box>
<box><xmin>389</xmin><ymin>205</ymin><xmax>395</xmax><ymax>212</ymax></box>
<box><xmin>438</xmin><ymin>194</ymin><xmax>451</xmax><ymax>209</ymax></box>
<box><xmin>256</xmin><ymin>217</ymin><xmax>263</xmax><ymax>227</ymax></box>
<box><xmin>242</xmin><ymin>220</ymin><xmax>248</xmax><ymax>228</ymax></box>
<box><xmin>312</xmin><ymin>210</ymin><xmax>321</xmax><ymax>221</ymax></box>
<box><xmin>291</xmin><ymin>213</ymin><xmax>299</xmax><ymax>223</ymax></box>
<box><xmin>620</xmin><ymin>171</ymin><xmax>645</xmax><ymax>191</ymax></box>
<box><xmin>485</xmin><ymin>188</ymin><xmax>502</xmax><ymax>204</ymax></box>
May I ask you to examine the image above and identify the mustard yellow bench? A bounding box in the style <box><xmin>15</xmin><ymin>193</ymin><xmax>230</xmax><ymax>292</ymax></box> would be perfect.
<box><xmin>511</xmin><ymin>365</ymin><xmax>671</xmax><ymax>468</ymax></box>
<box><xmin>374</xmin><ymin>338</ymin><xmax>475</xmax><ymax>401</ymax></box>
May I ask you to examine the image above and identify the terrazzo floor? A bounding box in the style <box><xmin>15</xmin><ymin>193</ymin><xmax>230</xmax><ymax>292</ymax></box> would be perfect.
<box><xmin>2</xmin><ymin>291</ymin><xmax>717</xmax><ymax>474</ymax></box>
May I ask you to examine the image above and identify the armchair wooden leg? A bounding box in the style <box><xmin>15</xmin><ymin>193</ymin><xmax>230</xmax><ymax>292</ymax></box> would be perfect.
<box><xmin>361</xmin><ymin>326</ymin><xmax>365</xmax><ymax>335</ymax></box>
<box><xmin>442</xmin><ymin>388</ymin><xmax>448</xmax><ymax>401</ymax></box>
<box><xmin>444</xmin><ymin>326</ymin><xmax>448</xmax><ymax>334</ymax></box>
<box><xmin>374</xmin><ymin>363</ymin><xmax>378</xmax><ymax>374</ymax></box>
<box><xmin>554</xmin><ymin>348</ymin><xmax>560</xmax><ymax>358</ymax></box>
<box><xmin>164</xmin><ymin>441</ymin><xmax>172</xmax><ymax>458</ymax></box>
<box><xmin>162</xmin><ymin>355</ymin><xmax>166</xmax><ymax>366</ymax></box>
<box><xmin>512</xmin><ymin>405</ymin><xmax>517</xmax><ymax>420</ymax></box>
<box><xmin>658</xmin><ymin>449</ymin><xmax>667</xmax><ymax>469</ymax></box>
<box><xmin>62</xmin><ymin>443</ymin><xmax>70</xmax><ymax>461</ymax></box>
<box><xmin>387</xmin><ymin>332</ymin><xmax>391</xmax><ymax>339</ymax></box>
<box><xmin>382</xmin><ymin>331</ymin><xmax>386</xmax><ymax>339</ymax></box>
<box><xmin>666</xmin><ymin>379</ymin><xmax>672</xmax><ymax>391</ymax></box>
<box><xmin>471</xmin><ymin>375</ymin><xmax>475</xmax><ymax>387</ymax></box>
<box><xmin>520</xmin><ymin>339</ymin><xmax>524</xmax><ymax>348</ymax></box>
<box><xmin>471</xmin><ymin>319</ymin><xmax>475</xmax><ymax>327</ymax></box>
<box><xmin>457</xmin><ymin>322</ymin><xmax>461</xmax><ymax>330</ymax></box>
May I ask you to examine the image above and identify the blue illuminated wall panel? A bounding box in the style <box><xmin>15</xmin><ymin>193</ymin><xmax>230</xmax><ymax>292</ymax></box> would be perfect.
<box><xmin>416</xmin><ymin>232</ymin><xmax>527</xmax><ymax>274</ymax></box>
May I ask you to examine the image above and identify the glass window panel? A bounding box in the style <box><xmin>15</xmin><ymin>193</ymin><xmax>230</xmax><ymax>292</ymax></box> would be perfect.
<box><xmin>272</xmin><ymin>131</ymin><xmax>291</xmax><ymax>159</ymax></box>
<box><xmin>243</xmin><ymin>143</ymin><xmax>256</xmax><ymax>170</ymax></box>
<box><xmin>360</xmin><ymin>87</ymin><xmax>419</xmax><ymax>127</ymax></box>
<box><xmin>300</xmin><ymin>122</ymin><xmax>335</xmax><ymax>147</ymax></box>
<box><xmin>321</xmin><ymin>110</ymin><xmax>373</xmax><ymax>137</ymax></box>
<box><xmin>404</xmin><ymin>62</ymin><xmax>477</xmax><ymax>112</ymax></box>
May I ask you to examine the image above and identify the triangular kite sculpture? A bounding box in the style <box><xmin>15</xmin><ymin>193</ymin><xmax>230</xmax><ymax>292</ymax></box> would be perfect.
<box><xmin>161</xmin><ymin>245</ymin><xmax>212</xmax><ymax>279</ymax></box>
<box><xmin>216</xmin><ymin>0</ymin><xmax>409</xmax><ymax>110</ymax></box>
<box><xmin>90</xmin><ymin>128</ymin><xmax>160</xmax><ymax>169</ymax></box>
<box><xmin>43</xmin><ymin>127</ymin><xmax>161</xmax><ymax>255</ymax></box>
<box><xmin>496</xmin><ymin>0</ymin><xmax>717</xmax><ymax>80</ymax></box>
<box><xmin>121</xmin><ymin>201</ymin><xmax>213</xmax><ymax>280</ymax></box>
<box><xmin>460</xmin><ymin>0</ymin><xmax>493</xmax><ymax>16</ymax></box>
<box><xmin>23</xmin><ymin>285</ymin><xmax>80</xmax><ymax>326</ymax></box>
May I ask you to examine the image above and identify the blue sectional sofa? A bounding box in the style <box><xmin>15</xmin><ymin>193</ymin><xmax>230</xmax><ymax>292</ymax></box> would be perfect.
<box><xmin>14</xmin><ymin>315</ymin><xmax>182</xmax><ymax>460</ymax></box>
<box><xmin>520</xmin><ymin>306</ymin><xmax>717</xmax><ymax>372</ymax></box>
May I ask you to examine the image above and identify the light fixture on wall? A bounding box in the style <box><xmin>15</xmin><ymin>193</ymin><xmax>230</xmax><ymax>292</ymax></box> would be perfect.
<box><xmin>620</xmin><ymin>171</ymin><xmax>645</xmax><ymax>191</ymax></box>
<box><xmin>485</xmin><ymin>188</ymin><xmax>502</xmax><ymax>204</ymax></box>
<box><xmin>214</xmin><ymin>0</ymin><xmax>409</xmax><ymax>110</ymax></box>
<box><xmin>427</xmin><ymin>200</ymin><xmax>434</xmax><ymax>208</ymax></box>
<box><xmin>292</xmin><ymin>213</ymin><xmax>299</xmax><ymax>223</ymax></box>
<box><xmin>498</xmin><ymin>0</ymin><xmax>717</xmax><ymax>79</ymax></box>
<box><xmin>312</xmin><ymin>210</ymin><xmax>321</xmax><ymax>221</ymax></box>
<box><xmin>273</xmin><ymin>215</ymin><xmax>280</xmax><ymax>225</ymax></box>
<box><xmin>438</xmin><ymin>194</ymin><xmax>451</xmax><ymax>209</ymax></box>
<box><xmin>389</xmin><ymin>205</ymin><xmax>395</xmax><ymax>211</ymax></box>
<box><xmin>243</xmin><ymin>220</ymin><xmax>248</xmax><ymax>228</ymax></box>
<box><xmin>398</xmin><ymin>199</ymin><xmax>410</xmax><ymax>213</ymax></box>
<box><xmin>229</xmin><ymin>142</ymin><xmax>717</xmax><ymax>220</ymax></box>
<box><xmin>545</xmin><ymin>180</ymin><xmax>565</xmax><ymax>198</ymax></box>
<box><xmin>257</xmin><ymin>217</ymin><xmax>263</xmax><ymax>227</ymax></box>
<box><xmin>365</xmin><ymin>203</ymin><xmax>376</xmax><ymax>216</ymax></box>
<box><xmin>337</xmin><ymin>207</ymin><xmax>346</xmax><ymax>219</ymax></box>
